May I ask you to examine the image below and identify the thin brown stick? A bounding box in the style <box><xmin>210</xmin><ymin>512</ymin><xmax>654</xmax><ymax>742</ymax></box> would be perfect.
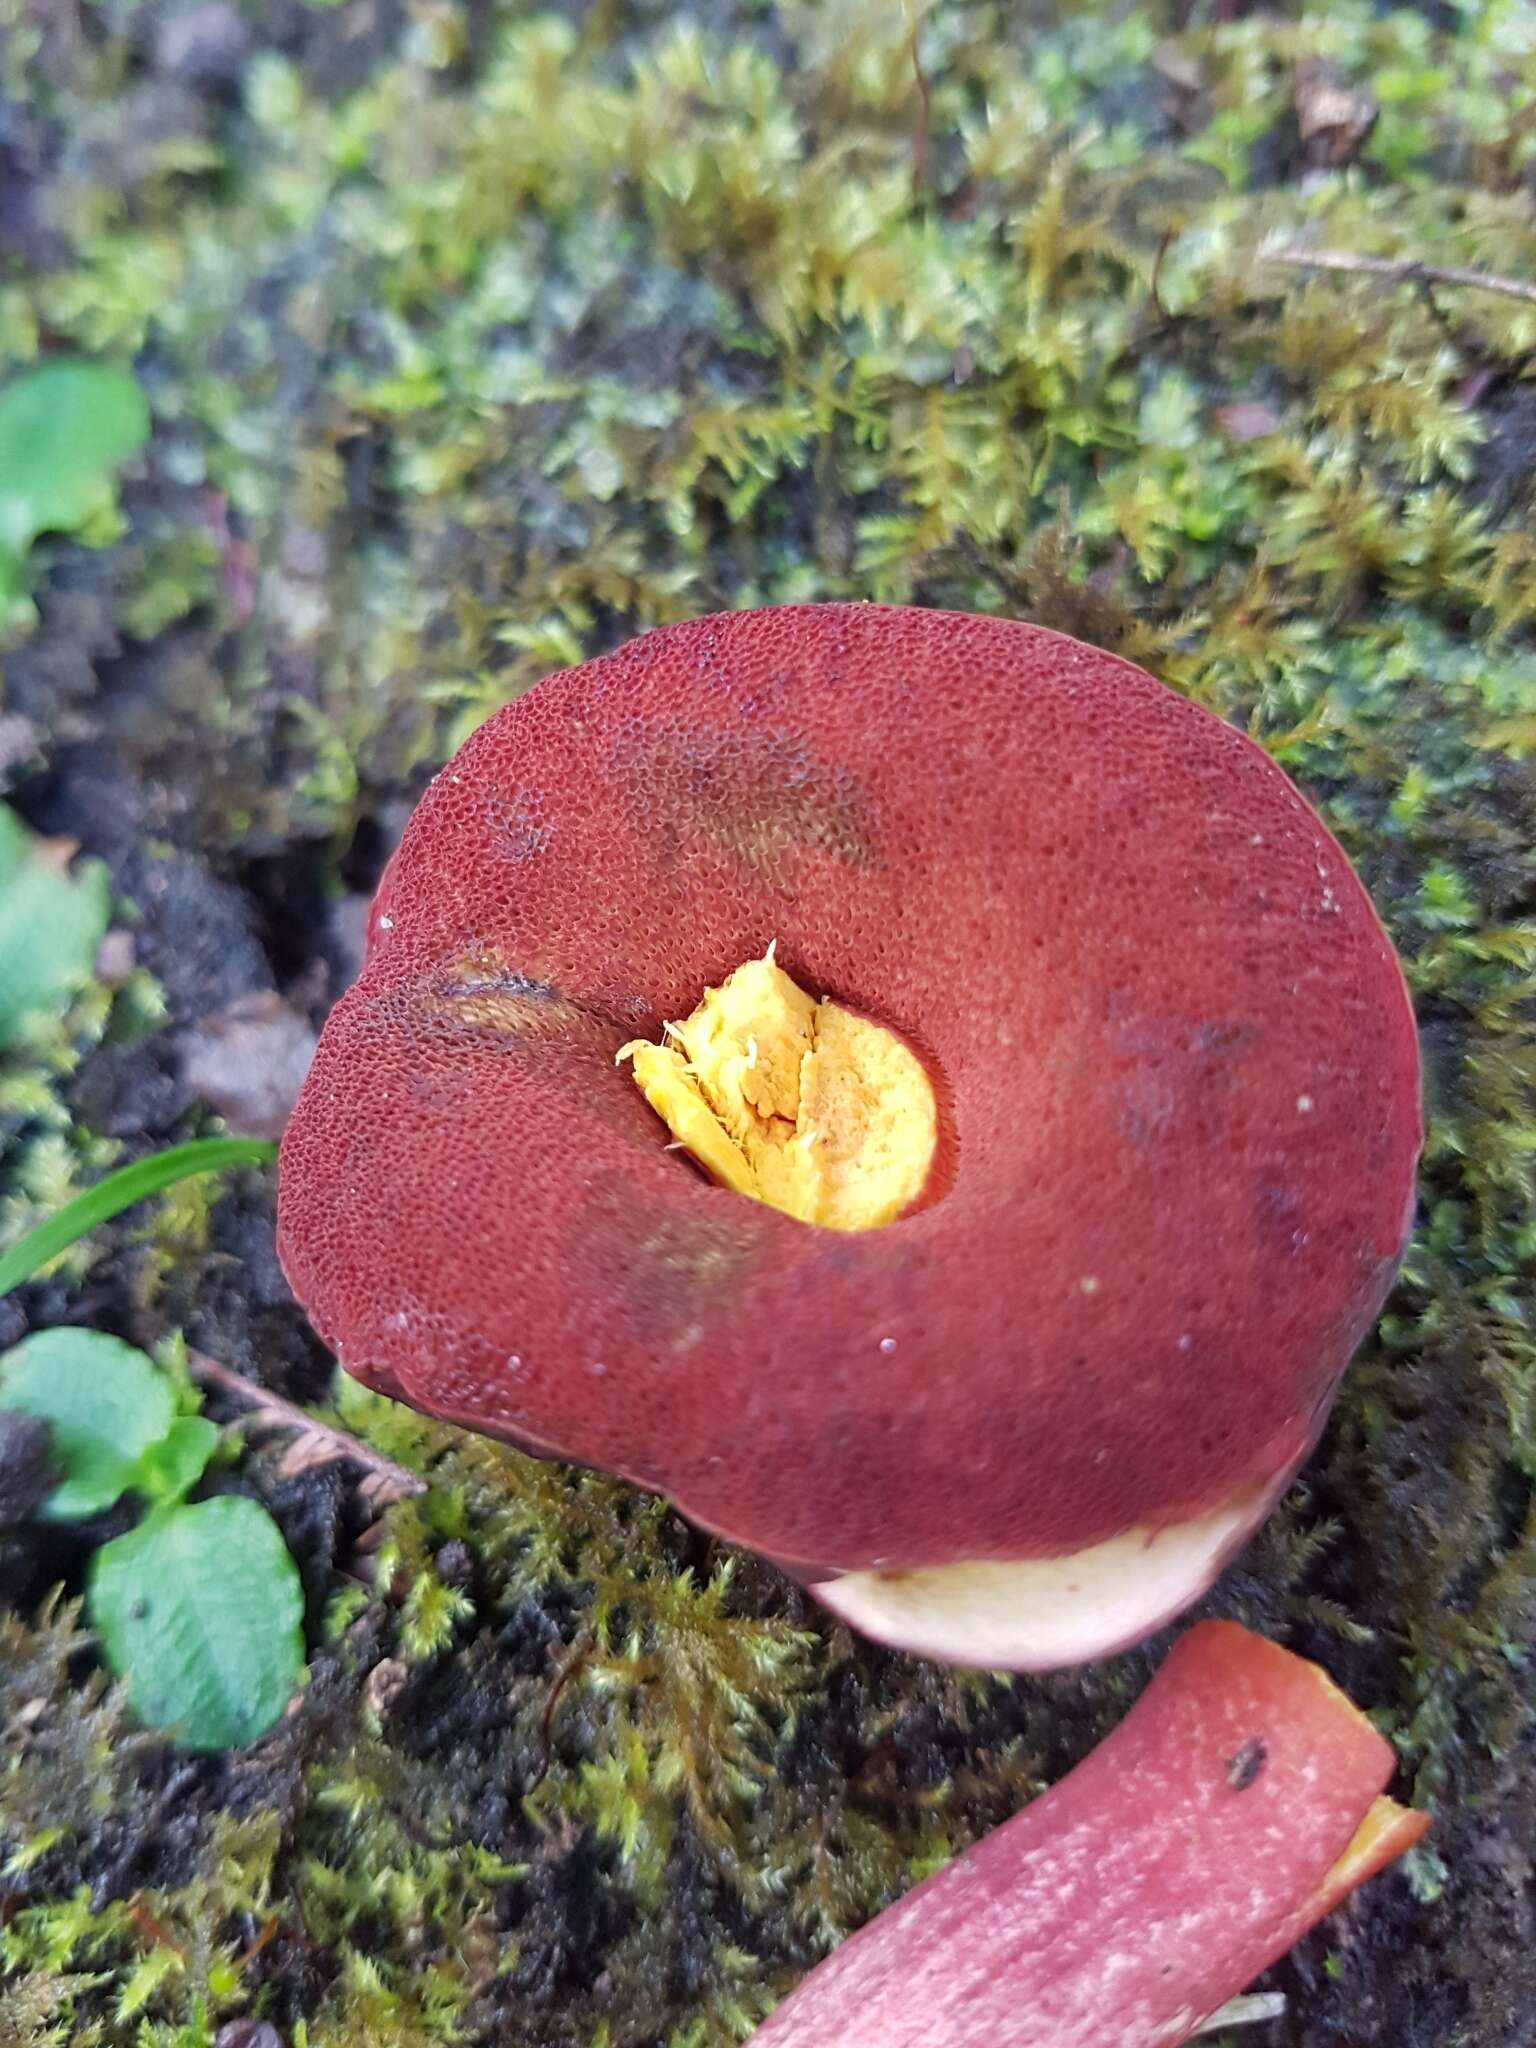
<box><xmin>535</xmin><ymin>1626</ymin><xmax>595</xmax><ymax>1781</ymax></box>
<box><xmin>1149</xmin><ymin>225</ymin><xmax>1175</xmax><ymax>324</ymax></box>
<box><xmin>186</xmin><ymin>1348</ymin><xmax>426</xmax><ymax>1503</ymax></box>
<box><xmin>907</xmin><ymin>0</ymin><xmax>931</xmax><ymax>201</ymax></box>
<box><xmin>1265</xmin><ymin>246</ymin><xmax>1536</xmax><ymax>308</ymax></box>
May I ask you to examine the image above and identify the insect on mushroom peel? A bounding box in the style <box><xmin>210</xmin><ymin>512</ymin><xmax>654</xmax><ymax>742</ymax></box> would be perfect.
<box><xmin>277</xmin><ymin>604</ymin><xmax>1422</xmax><ymax>1668</ymax></box>
<box><xmin>746</xmin><ymin>1621</ymin><xmax>1429</xmax><ymax>2048</ymax></box>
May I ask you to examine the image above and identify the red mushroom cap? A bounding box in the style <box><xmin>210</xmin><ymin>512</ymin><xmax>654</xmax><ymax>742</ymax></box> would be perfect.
<box><xmin>278</xmin><ymin>606</ymin><xmax>1420</xmax><ymax>1610</ymax></box>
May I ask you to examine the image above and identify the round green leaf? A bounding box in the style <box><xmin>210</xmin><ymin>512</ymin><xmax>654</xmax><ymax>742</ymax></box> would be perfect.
<box><xmin>88</xmin><ymin>1496</ymin><xmax>306</xmax><ymax>1751</ymax></box>
<box><xmin>0</xmin><ymin>802</ymin><xmax>111</xmax><ymax>1051</ymax></box>
<box><xmin>0</xmin><ymin>1330</ymin><xmax>176</xmax><ymax>1519</ymax></box>
<box><xmin>0</xmin><ymin>360</ymin><xmax>150</xmax><ymax>560</ymax></box>
<box><xmin>129</xmin><ymin>1415</ymin><xmax>221</xmax><ymax>1505</ymax></box>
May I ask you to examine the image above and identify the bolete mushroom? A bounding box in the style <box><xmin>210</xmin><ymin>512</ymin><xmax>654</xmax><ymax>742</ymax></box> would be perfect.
<box><xmin>278</xmin><ymin>605</ymin><xmax>1421</xmax><ymax>1668</ymax></box>
<box><xmin>747</xmin><ymin>1620</ymin><xmax>1428</xmax><ymax>2047</ymax></box>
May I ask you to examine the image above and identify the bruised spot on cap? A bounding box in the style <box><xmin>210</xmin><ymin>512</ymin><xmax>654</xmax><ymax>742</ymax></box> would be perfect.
<box><xmin>582</xmin><ymin>1190</ymin><xmax>763</xmax><ymax>1347</ymax></box>
<box><xmin>616</xmin><ymin>721</ymin><xmax>875</xmax><ymax>882</ymax></box>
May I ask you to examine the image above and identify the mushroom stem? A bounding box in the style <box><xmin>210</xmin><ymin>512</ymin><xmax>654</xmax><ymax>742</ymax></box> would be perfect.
<box><xmin>749</xmin><ymin>1621</ymin><xmax>1426</xmax><ymax>2048</ymax></box>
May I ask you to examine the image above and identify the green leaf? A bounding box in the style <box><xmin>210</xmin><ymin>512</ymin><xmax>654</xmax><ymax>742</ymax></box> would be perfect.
<box><xmin>88</xmin><ymin>1496</ymin><xmax>306</xmax><ymax>1750</ymax></box>
<box><xmin>129</xmin><ymin>1416</ymin><xmax>221</xmax><ymax>1505</ymax></box>
<box><xmin>0</xmin><ymin>803</ymin><xmax>111</xmax><ymax>1050</ymax></box>
<box><xmin>0</xmin><ymin>1136</ymin><xmax>277</xmax><ymax>1297</ymax></box>
<box><xmin>0</xmin><ymin>360</ymin><xmax>150</xmax><ymax>561</ymax></box>
<box><xmin>0</xmin><ymin>1330</ymin><xmax>176</xmax><ymax>1519</ymax></box>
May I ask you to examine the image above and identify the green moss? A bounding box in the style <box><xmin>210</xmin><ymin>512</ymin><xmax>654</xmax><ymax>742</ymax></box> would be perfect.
<box><xmin>2</xmin><ymin>1</ymin><xmax>1535</xmax><ymax>2041</ymax></box>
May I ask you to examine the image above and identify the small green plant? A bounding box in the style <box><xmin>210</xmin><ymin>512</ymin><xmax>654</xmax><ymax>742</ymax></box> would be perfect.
<box><xmin>0</xmin><ymin>1329</ymin><xmax>305</xmax><ymax>1749</ymax></box>
<box><xmin>0</xmin><ymin>802</ymin><xmax>111</xmax><ymax>1053</ymax></box>
<box><xmin>0</xmin><ymin>1137</ymin><xmax>276</xmax><ymax>1296</ymax></box>
<box><xmin>0</xmin><ymin>359</ymin><xmax>149</xmax><ymax>619</ymax></box>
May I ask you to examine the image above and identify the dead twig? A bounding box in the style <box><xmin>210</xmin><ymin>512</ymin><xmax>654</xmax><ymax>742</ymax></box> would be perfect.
<box><xmin>1149</xmin><ymin>225</ymin><xmax>1175</xmax><ymax>325</ymax></box>
<box><xmin>907</xmin><ymin>0</ymin><xmax>931</xmax><ymax>202</ymax></box>
<box><xmin>1265</xmin><ymin>246</ymin><xmax>1536</xmax><ymax>309</ymax></box>
<box><xmin>534</xmin><ymin>1626</ymin><xmax>595</xmax><ymax>1783</ymax></box>
<box><xmin>186</xmin><ymin>1348</ymin><xmax>426</xmax><ymax>1505</ymax></box>
<box><xmin>94</xmin><ymin>1761</ymin><xmax>203</xmax><ymax>1905</ymax></box>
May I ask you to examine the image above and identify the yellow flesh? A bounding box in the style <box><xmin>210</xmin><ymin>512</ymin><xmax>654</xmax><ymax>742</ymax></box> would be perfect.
<box><xmin>1319</xmin><ymin>1796</ymin><xmax>1417</xmax><ymax>1897</ymax></box>
<box><xmin>618</xmin><ymin>949</ymin><xmax>937</xmax><ymax>1231</ymax></box>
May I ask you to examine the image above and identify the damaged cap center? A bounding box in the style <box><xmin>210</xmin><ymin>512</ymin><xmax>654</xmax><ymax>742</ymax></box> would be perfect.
<box><xmin>618</xmin><ymin>947</ymin><xmax>938</xmax><ymax>1232</ymax></box>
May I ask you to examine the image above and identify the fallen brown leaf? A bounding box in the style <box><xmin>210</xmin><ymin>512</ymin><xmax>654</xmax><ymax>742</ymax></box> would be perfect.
<box><xmin>1295</xmin><ymin>58</ymin><xmax>1377</xmax><ymax>169</ymax></box>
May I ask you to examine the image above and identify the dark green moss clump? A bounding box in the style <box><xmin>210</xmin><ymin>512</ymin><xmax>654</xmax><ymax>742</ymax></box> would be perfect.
<box><xmin>2</xmin><ymin>2</ymin><xmax>1534</xmax><ymax>2043</ymax></box>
